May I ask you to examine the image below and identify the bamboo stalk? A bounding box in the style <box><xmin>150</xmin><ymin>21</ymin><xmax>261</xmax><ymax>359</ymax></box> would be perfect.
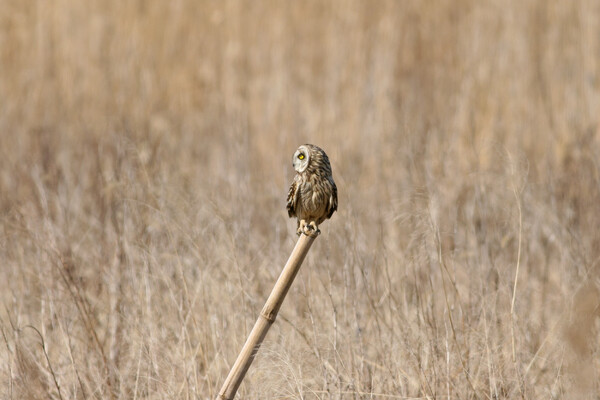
<box><xmin>216</xmin><ymin>233</ymin><xmax>317</xmax><ymax>400</ymax></box>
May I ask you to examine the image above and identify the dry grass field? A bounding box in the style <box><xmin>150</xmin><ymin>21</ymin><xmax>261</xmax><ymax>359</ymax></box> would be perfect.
<box><xmin>1</xmin><ymin>1</ymin><xmax>600</xmax><ymax>399</ymax></box>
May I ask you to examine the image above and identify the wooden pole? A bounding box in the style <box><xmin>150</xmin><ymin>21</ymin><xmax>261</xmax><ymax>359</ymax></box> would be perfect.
<box><xmin>216</xmin><ymin>233</ymin><xmax>317</xmax><ymax>400</ymax></box>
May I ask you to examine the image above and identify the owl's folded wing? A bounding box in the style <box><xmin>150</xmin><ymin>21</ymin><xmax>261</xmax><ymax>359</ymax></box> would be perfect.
<box><xmin>286</xmin><ymin>179</ymin><xmax>299</xmax><ymax>218</ymax></box>
<box><xmin>327</xmin><ymin>179</ymin><xmax>338</xmax><ymax>219</ymax></box>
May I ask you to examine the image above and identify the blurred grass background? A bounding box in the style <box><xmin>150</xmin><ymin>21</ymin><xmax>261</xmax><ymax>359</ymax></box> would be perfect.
<box><xmin>1</xmin><ymin>1</ymin><xmax>599</xmax><ymax>399</ymax></box>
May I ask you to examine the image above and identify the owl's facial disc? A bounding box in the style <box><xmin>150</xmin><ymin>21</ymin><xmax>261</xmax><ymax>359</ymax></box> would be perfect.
<box><xmin>293</xmin><ymin>146</ymin><xmax>310</xmax><ymax>172</ymax></box>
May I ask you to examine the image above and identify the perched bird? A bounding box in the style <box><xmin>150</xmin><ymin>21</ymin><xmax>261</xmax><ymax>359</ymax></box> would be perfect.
<box><xmin>286</xmin><ymin>144</ymin><xmax>338</xmax><ymax>237</ymax></box>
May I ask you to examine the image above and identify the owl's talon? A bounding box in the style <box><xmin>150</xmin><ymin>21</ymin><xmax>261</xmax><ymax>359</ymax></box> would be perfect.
<box><xmin>302</xmin><ymin>222</ymin><xmax>320</xmax><ymax>238</ymax></box>
<box><xmin>298</xmin><ymin>219</ymin><xmax>307</xmax><ymax>236</ymax></box>
<box><xmin>307</xmin><ymin>229</ymin><xmax>320</xmax><ymax>238</ymax></box>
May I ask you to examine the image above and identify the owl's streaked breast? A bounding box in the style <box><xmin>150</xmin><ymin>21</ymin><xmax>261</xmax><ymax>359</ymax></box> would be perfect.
<box><xmin>297</xmin><ymin>174</ymin><xmax>328</xmax><ymax>217</ymax></box>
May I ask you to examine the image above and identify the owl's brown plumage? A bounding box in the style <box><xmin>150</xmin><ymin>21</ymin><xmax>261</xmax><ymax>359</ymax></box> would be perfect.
<box><xmin>286</xmin><ymin>144</ymin><xmax>337</xmax><ymax>237</ymax></box>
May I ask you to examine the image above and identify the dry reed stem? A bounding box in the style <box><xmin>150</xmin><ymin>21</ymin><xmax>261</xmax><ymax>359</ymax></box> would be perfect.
<box><xmin>218</xmin><ymin>234</ymin><xmax>316</xmax><ymax>400</ymax></box>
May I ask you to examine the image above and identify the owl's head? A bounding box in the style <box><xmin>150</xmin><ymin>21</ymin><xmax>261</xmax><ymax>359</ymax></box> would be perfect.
<box><xmin>292</xmin><ymin>145</ymin><xmax>311</xmax><ymax>173</ymax></box>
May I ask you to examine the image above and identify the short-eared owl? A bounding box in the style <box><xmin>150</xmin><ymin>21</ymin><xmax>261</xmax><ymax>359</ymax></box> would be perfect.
<box><xmin>286</xmin><ymin>144</ymin><xmax>338</xmax><ymax>237</ymax></box>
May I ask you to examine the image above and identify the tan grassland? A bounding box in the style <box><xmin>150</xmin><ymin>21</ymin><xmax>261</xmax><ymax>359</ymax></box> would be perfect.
<box><xmin>1</xmin><ymin>1</ymin><xmax>599</xmax><ymax>399</ymax></box>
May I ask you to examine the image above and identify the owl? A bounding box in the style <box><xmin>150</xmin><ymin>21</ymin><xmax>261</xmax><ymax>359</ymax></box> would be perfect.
<box><xmin>286</xmin><ymin>144</ymin><xmax>338</xmax><ymax>237</ymax></box>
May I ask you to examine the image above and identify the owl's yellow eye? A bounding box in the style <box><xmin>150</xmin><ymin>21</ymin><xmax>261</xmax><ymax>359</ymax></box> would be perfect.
<box><xmin>298</xmin><ymin>154</ymin><xmax>305</xmax><ymax>160</ymax></box>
